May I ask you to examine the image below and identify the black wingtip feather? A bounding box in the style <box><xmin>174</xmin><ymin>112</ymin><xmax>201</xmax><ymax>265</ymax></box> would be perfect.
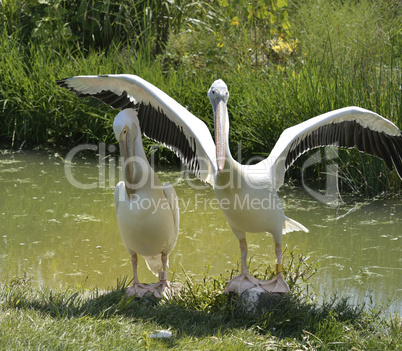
<box><xmin>57</xmin><ymin>78</ymin><xmax>200</xmax><ymax>175</ymax></box>
<box><xmin>285</xmin><ymin>120</ymin><xmax>402</xmax><ymax>179</ymax></box>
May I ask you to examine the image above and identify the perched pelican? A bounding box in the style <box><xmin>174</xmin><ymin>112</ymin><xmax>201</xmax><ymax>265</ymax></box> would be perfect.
<box><xmin>58</xmin><ymin>75</ymin><xmax>402</xmax><ymax>295</ymax></box>
<box><xmin>112</xmin><ymin>108</ymin><xmax>179</xmax><ymax>297</ymax></box>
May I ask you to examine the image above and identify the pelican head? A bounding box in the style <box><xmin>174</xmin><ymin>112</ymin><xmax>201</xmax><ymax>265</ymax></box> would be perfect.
<box><xmin>208</xmin><ymin>79</ymin><xmax>229</xmax><ymax>174</ymax></box>
<box><xmin>113</xmin><ymin>108</ymin><xmax>139</xmax><ymax>191</ymax></box>
<box><xmin>113</xmin><ymin>108</ymin><xmax>139</xmax><ymax>141</ymax></box>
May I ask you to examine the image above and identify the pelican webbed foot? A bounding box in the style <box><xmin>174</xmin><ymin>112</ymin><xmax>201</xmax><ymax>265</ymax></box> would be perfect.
<box><xmin>150</xmin><ymin>279</ymin><xmax>171</xmax><ymax>298</ymax></box>
<box><xmin>126</xmin><ymin>282</ymin><xmax>156</xmax><ymax>298</ymax></box>
<box><xmin>126</xmin><ymin>271</ymin><xmax>171</xmax><ymax>299</ymax></box>
<box><xmin>126</xmin><ymin>281</ymin><xmax>171</xmax><ymax>299</ymax></box>
<box><xmin>258</xmin><ymin>272</ymin><xmax>290</xmax><ymax>294</ymax></box>
<box><xmin>224</xmin><ymin>272</ymin><xmax>260</xmax><ymax>295</ymax></box>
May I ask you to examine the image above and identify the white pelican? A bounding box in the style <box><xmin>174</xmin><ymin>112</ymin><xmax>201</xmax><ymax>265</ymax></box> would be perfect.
<box><xmin>112</xmin><ymin>108</ymin><xmax>179</xmax><ymax>298</ymax></box>
<box><xmin>58</xmin><ymin>75</ymin><xmax>402</xmax><ymax>295</ymax></box>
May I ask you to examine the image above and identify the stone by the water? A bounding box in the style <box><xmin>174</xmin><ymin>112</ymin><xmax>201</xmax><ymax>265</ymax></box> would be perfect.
<box><xmin>236</xmin><ymin>286</ymin><xmax>283</xmax><ymax>315</ymax></box>
<box><xmin>164</xmin><ymin>282</ymin><xmax>183</xmax><ymax>298</ymax></box>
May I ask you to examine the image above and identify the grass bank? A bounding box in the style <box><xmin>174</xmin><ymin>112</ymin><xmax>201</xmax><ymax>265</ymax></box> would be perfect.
<box><xmin>1</xmin><ymin>274</ymin><xmax>400</xmax><ymax>350</ymax></box>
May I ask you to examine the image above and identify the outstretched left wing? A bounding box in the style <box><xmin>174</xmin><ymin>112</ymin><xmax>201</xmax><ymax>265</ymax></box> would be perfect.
<box><xmin>257</xmin><ymin>106</ymin><xmax>401</xmax><ymax>190</ymax></box>
<box><xmin>58</xmin><ymin>74</ymin><xmax>217</xmax><ymax>186</ymax></box>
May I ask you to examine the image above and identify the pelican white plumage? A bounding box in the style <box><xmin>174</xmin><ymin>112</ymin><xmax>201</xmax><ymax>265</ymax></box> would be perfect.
<box><xmin>58</xmin><ymin>75</ymin><xmax>402</xmax><ymax>295</ymax></box>
<box><xmin>112</xmin><ymin>108</ymin><xmax>179</xmax><ymax>298</ymax></box>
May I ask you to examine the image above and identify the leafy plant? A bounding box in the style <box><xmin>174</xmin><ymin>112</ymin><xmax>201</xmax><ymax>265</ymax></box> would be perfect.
<box><xmin>217</xmin><ymin>0</ymin><xmax>297</xmax><ymax>68</ymax></box>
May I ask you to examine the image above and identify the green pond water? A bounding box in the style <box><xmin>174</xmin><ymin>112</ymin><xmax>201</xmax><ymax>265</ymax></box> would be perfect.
<box><xmin>0</xmin><ymin>147</ymin><xmax>400</xmax><ymax>314</ymax></box>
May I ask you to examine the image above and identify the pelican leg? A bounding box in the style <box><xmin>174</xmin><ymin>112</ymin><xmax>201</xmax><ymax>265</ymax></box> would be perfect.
<box><xmin>127</xmin><ymin>253</ymin><xmax>171</xmax><ymax>299</ymax></box>
<box><xmin>152</xmin><ymin>252</ymin><xmax>171</xmax><ymax>298</ymax></box>
<box><xmin>224</xmin><ymin>237</ymin><xmax>259</xmax><ymax>295</ymax></box>
<box><xmin>126</xmin><ymin>253</ymin><xmax>156</xmax><ymax>298</ymax></box>
<box><xmin>159</xmin><ymin>252</ymin><xmax>170</xmax><ymax>289</ymax></box>
<box><xmin>131</xmin><ymin>253</ymin><xmax>140</xmax><ymax>284</ymax></box>
<box><xmin>259</xmin><ymin>243</ymin><xmax>290</xmax><ymax>293</ymax></box>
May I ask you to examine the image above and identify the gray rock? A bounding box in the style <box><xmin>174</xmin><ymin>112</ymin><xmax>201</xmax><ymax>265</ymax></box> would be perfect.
<box><xmin>236</xmin><ymin>286</ymin><xmax>283</xmax><ymax>315</ymax></box>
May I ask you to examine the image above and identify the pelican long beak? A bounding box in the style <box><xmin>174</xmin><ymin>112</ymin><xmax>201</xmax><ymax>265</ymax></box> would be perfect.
<box><xmin>119</xmin><ymin>126</ymin><xmax>135</xmax><ymax>194</ymax></box>
<box><xmin>215</xmin><ymin>98</ymin><xmax>227</xmax><ymax>174</ymax></box>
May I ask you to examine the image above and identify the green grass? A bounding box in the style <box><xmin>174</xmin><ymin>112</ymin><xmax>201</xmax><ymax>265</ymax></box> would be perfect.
<box><xmin>0</xmin><ymin>251</ymin><xmax>400</xmax><ymax>349</ymax></box>
<box><xmin>1</xmin><ymin>272</ymin><xmax>400</xmax><ymax>350</ymax></box>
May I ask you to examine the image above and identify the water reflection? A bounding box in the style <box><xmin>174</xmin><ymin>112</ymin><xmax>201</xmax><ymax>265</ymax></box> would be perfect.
<box><xmin>0</xmin><ymin>148</ymin><xmax>400</xmax><ymax>314</ymax></box>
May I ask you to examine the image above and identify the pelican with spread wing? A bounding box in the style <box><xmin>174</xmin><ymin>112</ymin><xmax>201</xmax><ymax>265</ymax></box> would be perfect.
<box><xmin>58</xmin><ymin>75</ymin><xmax>401</xmax><ymax>295</ymax></box>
